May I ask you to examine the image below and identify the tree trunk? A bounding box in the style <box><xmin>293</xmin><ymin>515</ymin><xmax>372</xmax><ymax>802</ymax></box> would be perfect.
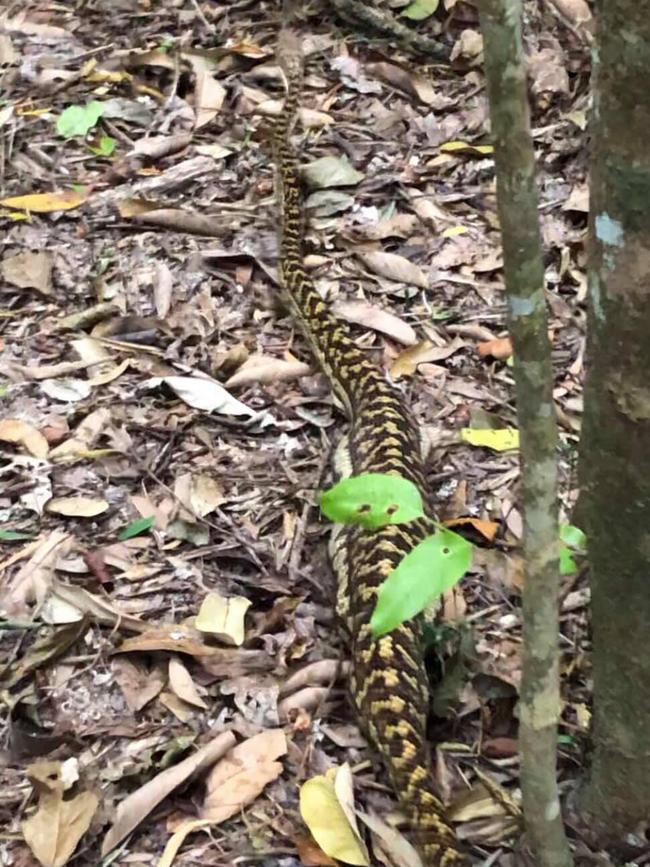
<box><xmin>578</xmin><ymin>0</ymin><xmax>650</xmax><ymax>834</ymax></box>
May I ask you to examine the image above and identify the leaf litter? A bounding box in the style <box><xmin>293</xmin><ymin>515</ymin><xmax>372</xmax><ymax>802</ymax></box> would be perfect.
<box><xmin>0</xmin><ymin>1</ymin><xmax>592</xmax><ymax>866</ymax></box>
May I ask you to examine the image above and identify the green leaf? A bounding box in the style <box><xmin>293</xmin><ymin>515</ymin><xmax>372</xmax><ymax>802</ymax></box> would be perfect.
<box><xmin>0</xmin><ymin>529</ymin><xmax>35</xmax><ymax>541</ymax></box>
<box><xmin>371</xmin><ymin>528</ymin><xmax>473</xmax><ymax>636</ymax></box>
<box><xmin>401</xmin><ymin>0</ymin><xmax>439</xmax><ymax>20</ymax></box>
<box><xmin>56</xmin><ymin>101</ymin><xmax>104</xmax><ymax>138</ymax></box>
<box><xmin>118</xmin><ymin>516</ymin><xmax>155</xmax><ymax>540</ymax></box>
<box><xmin>88</xmin><ymin>135</ymin><xmax>116</xmax><ymax>157</ymax></box>
<box><xmin>559</xmin><ymin>545</ymin><xmax>577</xmax><ymax>576</ymax></box>
<box><xmin>320</xmin><ymin>473</ymin><xmax>425</xmax><ymax>529</ymax></box>
<box><xmin>560</xmin><ymin>523</ymin><xmax>586</xmax><ymax>550</ymax></box>
<box><xmin>460</xmin><ymin>427</ymin><xmax>519</xmax><ymax>452</ymax></box>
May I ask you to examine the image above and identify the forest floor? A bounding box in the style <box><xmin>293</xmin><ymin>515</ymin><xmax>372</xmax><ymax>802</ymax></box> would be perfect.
<box><xmin>0</xmin><ymin>2</ymin><xmax>595</xmax><ymax>866</ymax></box>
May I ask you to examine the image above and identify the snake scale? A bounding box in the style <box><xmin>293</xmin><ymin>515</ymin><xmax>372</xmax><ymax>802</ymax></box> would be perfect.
<box><xmin>272</xmin><ymin>31</ymin><xmax>466</xmax><ymax>867</ymax></box>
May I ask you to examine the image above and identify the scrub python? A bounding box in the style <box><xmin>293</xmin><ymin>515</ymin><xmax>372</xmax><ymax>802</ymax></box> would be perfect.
<box><xmin>272</xmin><ymin>30</ymin><xmax>466</xmax><ymax>867</ymax></box>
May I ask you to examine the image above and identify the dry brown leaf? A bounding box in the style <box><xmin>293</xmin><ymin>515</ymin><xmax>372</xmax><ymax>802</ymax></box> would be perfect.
<box><xmin>391</xmin><ymin>337</ymin><xmax>466</xmax><ymax>379</ymax></box>
<box><xmin>200</xmin><ymin>729</ymin><xmax>287</xmax><ymax>822</ymax></box>
<box><xmin>444</xmin><ymin>516</ymin><xmax>500</xmax><ymax>543</ymax></box>
<box><xmin>194</xmin><ymin>70</ymin><xmax>226</xmax><ymax>129</ymax></box>
<box><xmin>112</xmin><ymin>658</ymin><xmax>166</xmax><ymax>712</ymax></box>
<box><xmin>1</xmin><ymin>531</ymin><xmax>70</xmax><ymax>618</ymax></box>
<box><xmin>357</xmin><ymin>251</ymin><xmax>428</xmax><ymax>289</ymax></box>
<box><xmin>1</xmin><ymin>250</ymin><xmax>53</xmax><ymax>294</ymax></box>
<box><xmin>365</xmin><ymin>61</ymin><xmax>436</xmax><ymax>105</ymax></box>
<box><xmin>102</xmin><ymin>731</ymin><xmax>236</xmax><ymax>855</ymax></box>
<box><xmin>114</xmin><ymin>625</ymin><xmax>221</xmax><ymax>657</ymax></box>
<box><xmin>173</xmin><ymin>473</ymin><xmax>225</xmax><ymax>520</ymax></box>
<box><xmin>168</xmin><ymin>656</ymin><xmax>207</xmax><ymax>709</ymax></box>
<box><xmin>22</xmin><ymin>762</ymin><xmax>98</xmax><ymax>867</ymax></box>
<box><xmin>332</xmin><ymin>300</ymin><xmax>417</xmax><ymax>346</ymax></box>
<box><xmin>477</xmin><ymin>336</ymin><xmax>512</xmax><ymax>359</ymax></box>
<box><xmin>158</xmin><ymin>690</ymin><xmax>195</xmax><ymax>722</ymax></box>
<box><xmin>225</xmin><ymin>354</ymin><xmax>311</xmax><ymax>388</ymax></box>
<box><xmin>50</xmin><ymin>580</ymin><xmax>147</xmax><ymax>633</ymax></box>
<box><xmin>356</xmin><ymin>808</ymin><xmax>422</xmax><ymax>867</ymax></box>
<box><xmin>45</xmin><ymin>497</ymin><xmax>109</xmax><ymax>518</ymax></box>
<box><xmin>0</xmin><ymin>418</ymin><xmax>49</xmax><ymax>459</ymax></box>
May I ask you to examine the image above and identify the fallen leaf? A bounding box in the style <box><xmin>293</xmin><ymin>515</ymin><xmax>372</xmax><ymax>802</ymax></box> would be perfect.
<box><xmin>157</xmin><ymin>819</ymin><xmax>213</xmax><ymax>867</ymax></box>
<box><xmin>22</xmin><ymin>762</ymin><xmax>98</xmax><ymax>867</ymax></box>
<box><xmin>145</xmin><ymin>375</ymin><xmax>256</xmax><ymax>416</ymax></box>
<box><xmin>225</xmin><ymin>354</ymin><xmax>311</xmax><ymax>388</ymax></box>
<box><xmin>402</xmin><ymin>0</ymin><xmax>439</xmax><ymax>20</ymax></box>
<box><xmin>0</xmin><ymin>419</ymin><xmax>49</xmax><ymax>459</ymax></box>
<box><xmin>477</xmin><ymin>336</ymin><xmax>512</xmax><ymax>359</ymax></box>
<box><xmin>332</xmin><ymin>300</ymin><xmax>417</xmax><ymax>346</ymax></box>
<box><xmin>358</xmin><ymin>251</ymin><xmax>428</xmax><ymax>288</ymax></box>
<box><xmin>300</xmin><ymin>767</ymin><xmax>369</xmax><ymax>866</ymax></box>
<box><xmin>293</xmin><ymin>834</ymin><xmax>338</xmax><ymax>866</ymax></box>
<box><xmin>101</xmin><ymin>731</ymin><xmax>236</xmax><ymax>855</ymax></box>
<box><xmin>356</xmin><ymin>809</ymin><xmax>422</xmax><ymax>867</ymax></box>
<box><xmin>1</xmin><ymin>250</ymin><xmax>53</xmax><ymax>293</ymax></box>
<box><xmin>112</xmin><ymin>658</ymin><xmax>166</xmax><ymax>712</ymax></box>
<box><xmin>460</xmin><ymin>428</ymin><xmax>519</xmax><ymax>452</ymax></box>
<box><xmin>444</xmin><ymin>517</ymin><xmax>499</xmax><ymax>543</ymax></box>
<box><xmin>0</xmin><ymin>618</ymin><xmax>90</xmax><ymax>688</ymax></box>
<box><xmin>40</xmin><ymin>378</ymin><xmax>92</xmax><ymax>403</ymax></box>
<box><xmin>200</xmin><ymin>729</ymin><xmax>287</xmax><ymax>822</ymax></box>
<box><xmin>440</xmin><ymin>140</ymin><xmax>493</xmax><ymax>155</ymax></box>
<box><xmin>195</xmin><ymin>592</ymin><xmax>251</xmax><ymax>646</ymax></box>
<box><xmin>302</xmin><ymin>155</ymin><xmax>364</xmax><ymax>189</ymax></box>
<box><xmin>0</xmin><ymin>189</ymin><xmax>87</xmax><ymax>212</ymax></box>
<box><xmin>168</xmin><ymin>656</ymin><xmax>207</xmax><ymax>709</ymax></box>
<box><xmin>114</xmin><ymin>626</ymin><xmax>220</xmax><ymax>657</ymax></box>
<box><xmin>391</xmin><ymin>337</ymin><xmax>466</xmax><ymax>379</ymax></box>
<box><xmin>1</xmin><ymin>531</ymin><xmax>70</xmax><ymax>618</ymax></box>
<box><xmin>194</xmin><ymin>71</ymin><xmax>226</xmax><ymax>128</ymax></box>
<box><xmin>173</xmin><ymin>473</ymin><xmax>225</xmax><ymax>520</ymax></box>
<box><xmin>45</xmin><ymin>497</ymin><xmax>109</xmax><ymax>518</ymax></box>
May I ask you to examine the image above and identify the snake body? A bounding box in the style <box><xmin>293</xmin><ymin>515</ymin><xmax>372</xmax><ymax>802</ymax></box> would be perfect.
<box><xmin>273</xmin><ymin>32</ymin><xmax>465</xmax><ymax>867</ymax></box>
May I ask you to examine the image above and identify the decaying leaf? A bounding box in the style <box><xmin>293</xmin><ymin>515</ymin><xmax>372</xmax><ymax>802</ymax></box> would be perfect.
<box><xmin>332</xmin><ymin>300</ymin><xmax>417</xmax><ymax>346</ymax></box>
<box><xmin>22</xmin><ymin>761</ymin><xmax>99</xmax><ymax>867</ymax></box>
<box><xmin>225</xmin><ymin>354</ymin><xmax>311</xmax><ymax>388</ymax></box>
<box><xmin>173</xmin><ymin>473</ymin><xmax>225</xmax><ymax>520</ymax></box>
<box><xmin>45</xmin><ymin>497</ymin><xmax>109</xmax><ymax>518</ymax></box>
<box><xmin>200</xmin><ymin>729</ymin><xmax>287</xmax><ymax>822</ymax></box>
<box><xmin>168</xmin><ymin>656</ymin><xmax>207</xmax><ymax>709</ymax></box>
<box><xmin>145</xmin><ymin>374</ymin><xmax>256</xmax><ymax>416</ymax></box>
<box><xmin>102</xmin><ymin>731</ymin><xmax>236</xmax><ymax>855</ymax></box>
<box><xmin>0</xmin><ymin>189</ymin><xmax>87</xmax><ymax>212</ymax></box>
<box><xmin>358</xmin><ymin>251</ymin><xmax>428</xmax><ymax>289</ymax></box>
<box><xmin>1</xmin><ymin>250</ymin><xmax>53</xmax><ymax>294</ymax></box>
<box><xmin>0</xmin><ymin>419</ymin><xmax>49</xmax><ymax>459</ymax></box>
<box><xmin>1</xmin><ymin>531</ymin><xmax>71</xmax><ymax>618</ymax></box>
<box><xmin>302</xmin><ymin>155</ymin><xmax>364</xmax><ymax>189</ymax></box>
<box><xmin>300</xmin><ymin>766</ymin><xmax>369</xmax><ymax>866</ymax></box>
<box><xmin>195</xmin><ymin>592</ymin><xmax>251</xmax><ymax>646</ymax></box>
<box><xmin>114</xmin><ymin>625</ymin><xmax>220</xmax><ymax>657</ymax></box>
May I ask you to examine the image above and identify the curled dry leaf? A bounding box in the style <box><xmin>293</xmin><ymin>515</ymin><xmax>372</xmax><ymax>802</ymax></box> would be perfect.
<box><xmin>332</xmin><ymin>300</ymin><xmax>417</xmax><ymax>346</ymax></box>
<box><xmin>45</xmin><ymin>497</ymin><xmax>109</xmax><ymax>518</ymax></box>
<box><xmin>391</xmin><ymin>337</ymin><xmax>467</xmax><ymax>379</ymax></box>
<box><xmin>356</xmin><ymin>809</ymin><xmax>423</xmax><ymax>867</ymax></box>
<box><xmin>101</xmin><ymin>731</ymin><xmax>236</xmax><ymax>855</ymax></box>
<box><xmin>1</xmin><ymin>531</ymin><xmax>71</xmax><ymax>618</ymax></box>
<box><xmin>194</xmin><ymin>70</ymin><xmax>226</xmax><ymax>129</ymax></box>
<box><xmin>195</xmin><ymin>592</ymin><xmax>251</xmax><ymax>646</ymax></box>
<box><xmin>199</xmin><ymin>729</ymin><xmax>287</xmax><ymax>822</ymax></box>
<box><xmin>358</xmin><ymin>251</ymin><xmax>428</xmax><ymax>289</ymax></box>
<box><xmin>168</xmin><ymin>656</ymin><xmax>207</xmax><ymax>709</ymax></box>
<box><xmin>0</xmin><ymin>418</ymin><xmax>49</xmax><ymax>459</ymax></box>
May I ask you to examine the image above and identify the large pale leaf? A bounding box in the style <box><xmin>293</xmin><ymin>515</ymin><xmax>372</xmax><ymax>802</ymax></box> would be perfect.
<box><xmin>300</xmin><ymin>767</ymin><xmax>369</xmax><ymax>866</ymax></box>
<box><xmin>358</xmin><ymin>251</ymin><xmax>428</xmax><ymax>288</ymax></box>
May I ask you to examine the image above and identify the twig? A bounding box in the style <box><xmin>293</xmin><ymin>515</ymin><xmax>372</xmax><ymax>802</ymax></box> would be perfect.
<box><xmin>478</xmin><ymin>1</ymin><xmax>574</xmax><ymax>866</ymax></box>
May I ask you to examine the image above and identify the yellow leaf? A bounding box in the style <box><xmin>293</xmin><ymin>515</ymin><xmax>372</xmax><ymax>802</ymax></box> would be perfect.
<box><xmin>441</xmin><ymin>225</ymin><xmax>468</xmax><ymax>238</ymax></box>
<box><xmin>460</xmin><ymin>427</ymin><xmax>519</xmax><ymax>452</ymax></box>
<box><xmin>157</xmin><ymin>819</ymin><xmax>212</xmax><ymax>867</ymax></box>
<box><xmin>0</xmin><ymin>418</ymin><xmax>49</xmax><ymax>458</ymax></box>
<box><xmin>440</xmin><ymin>140</ymin><xmax>494</xmax><ymax>155</ymax></box>
<box><xmin>300</xmin><ymin>768</ymin><xmax>369</xmax><ymax>866</ymax></box>
<box><xmin>195</xmin><ymin>591</ymin><xmax>251</xmax><ymax>646</ymax></box>
<box><xmin>0</xmin><ymin>189</ymin><xmax>87</xmax><ymax>212</ymax></box>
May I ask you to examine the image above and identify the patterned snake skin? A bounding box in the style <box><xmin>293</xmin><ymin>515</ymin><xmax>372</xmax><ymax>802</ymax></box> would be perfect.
<box><xmin>272</xmin><ymin>31</ymin><xmax>466</xmax><ymax>866</ymax></box>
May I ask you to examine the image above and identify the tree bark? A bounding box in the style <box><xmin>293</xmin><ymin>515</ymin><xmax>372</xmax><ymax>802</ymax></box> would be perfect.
<box><xmin>578</xmin><ymin>0</ymin><xmax>650</xmax><ymax>835</ymax></box>
<box><xmin>479</xmin><ymin>2</ymin><xmax>573</xmax><ymax>866</ymax></box>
